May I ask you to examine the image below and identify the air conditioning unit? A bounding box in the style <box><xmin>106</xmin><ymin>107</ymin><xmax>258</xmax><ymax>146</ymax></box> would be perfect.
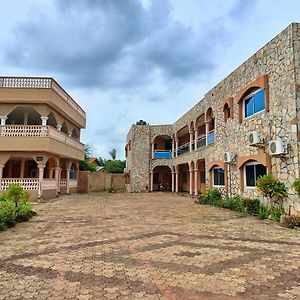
<box><xmin>224</xmin><ymin>152</ymin><xmax>236</xmax><ymax>163</ymax></box>
<box><xmin>269</xmin><ymin>138</ymin><xmax>288</xmax><ymax>156</ymax></box>
<box><xmin>249</xmin><ymin>131</ymin><xmax>264</xmax><ymax>146</ymax></box>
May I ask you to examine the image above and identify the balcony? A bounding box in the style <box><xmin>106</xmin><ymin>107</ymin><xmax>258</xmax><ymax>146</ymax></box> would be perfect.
<box><xmin>0</xmin><ymin>125</ymin><xmax>84</xmax><ymax>160</ymax></box>
<box><xmin>0</xmin><ymin>77</ymin><xmax>86</xmax><ymax>128</ymax></box>
<box><xmin>177</xmin><ymin>142</ymin><xmax>189</xmax><ymax>156</ymax></box>
<box><xmin>197</xmin><ymin>134</ymin><xmax>206</xmax><ymax>148</ymax></box>
<box><xmin>207</xmin><ymin>130</ymin><xmax>215</xmax><ymax>145</ymax></box>
<box><xmin>153</xmin><ymin>150</ymin><xmax>172</xmax><ymax>159</ymax></box>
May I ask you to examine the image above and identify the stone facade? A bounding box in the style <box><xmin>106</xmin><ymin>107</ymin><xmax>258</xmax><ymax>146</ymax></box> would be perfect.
<box><xmin>125</xmin><ymin>23</ymin><xmax>300</xmax><ymax>215</ymax></box>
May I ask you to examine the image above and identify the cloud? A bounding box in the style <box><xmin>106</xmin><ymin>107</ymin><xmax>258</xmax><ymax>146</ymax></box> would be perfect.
<box><xmin>2</xmin><ymin>0</ymin><xmax>252</xmax><ymax>92</ymax></box>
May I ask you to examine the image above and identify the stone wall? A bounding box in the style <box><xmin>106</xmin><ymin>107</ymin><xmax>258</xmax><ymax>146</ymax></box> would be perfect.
<box><xmin>125</xmin><ymin>23</ymin><xmax>300</xmax><ymax>214</ymax></box>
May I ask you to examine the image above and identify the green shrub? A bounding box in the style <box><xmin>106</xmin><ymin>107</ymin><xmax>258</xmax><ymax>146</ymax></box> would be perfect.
<box><xmin>292</xmin><ymin>179</ymin><xmax>300</xmax><ymax>197</ymax></box>
<box><xmin>0</xmin><ymin>200</ymin><xmax>16</xmax><ymax>230</ymax></box>
<box><xmin>243</xmin><ymin>198</ymin><xmax>261</xmax><ymax>215</ymax></box>
<box><xmin>16</xmin><ymin>200</ymin><xmax>33</xmax><ymax>222</ymax></box>
<box><xmin>256</xmin><ymin>174</ymin><xmax>287</xmax><ymax>203</ymax></box>
<box><xmin>6</xmin><ymin>184</ymin><xmax>29</xmax><ymax>207</ymax></box>
<box><xmin>269</xmin><ymin>206</ymin><xmax>285</xmax><ymax>222</ymax></box>
<box><xmin>258</xmin><ymin>206</ymin><xmax>270</xmax><ymax>219</ymax></box>
<box><xmin>202</xmin><ymin>188</ymin><xmax>222</xmax><ymax>206</ymax></box>
<box><xmin>222</xmin><ymin>195</ymin><xmax>244</xmax><ymax>212</ymax></box>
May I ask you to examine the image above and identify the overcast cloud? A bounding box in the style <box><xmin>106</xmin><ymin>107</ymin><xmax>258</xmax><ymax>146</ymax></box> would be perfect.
<box><xmin>1</xmin><ymin>0</ymin><xmax>300</xmax><ymax>159</ymax></box>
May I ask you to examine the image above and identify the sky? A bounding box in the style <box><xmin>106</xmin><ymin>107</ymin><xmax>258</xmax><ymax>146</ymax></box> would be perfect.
<box><xmin>0</xmin><ymin>0</ymin><xmax>300</xmax><ymax>159</ymax></box>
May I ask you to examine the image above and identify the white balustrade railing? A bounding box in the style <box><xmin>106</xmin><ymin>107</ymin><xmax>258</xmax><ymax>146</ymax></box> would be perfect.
<box><xmin>42</xmin><ymin>179</ymin><xmax>57</xmax><ymax>190</ymax></box>
<box><xmin>0</xmin><ymin>125</ymin><xmax>48</xmax><ymax>137</ymax></box>
<box><xmin>0</xmin><ymin>179</ymin><xmax>39</xmax><ymax>190</ymax></box>
<box><xmin>60</xmin><ymin>179</ymin><xmax>67</xmax><ymax>187</ymax></box>
<box><xmin>69</xmin><ymin>180</ymin><xmax>78</xmax><ymax>188</ymax></box>
<box><xmin>0</xmin><ymin>77</ymin><xmax>86</xmax><ymax>118</ymax></box>
<box><xmin>0</xmin><ymin>125</ymin><xmax>85</xmax><ymax>152</ymax></box>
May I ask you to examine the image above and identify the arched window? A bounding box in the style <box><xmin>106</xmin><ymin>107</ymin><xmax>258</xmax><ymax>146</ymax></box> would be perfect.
<box><xmin>223</xmin><ymin>103</ymin><xmax>231</xmax><ymax>123</ymax></box>
<box><xmin>243</xmin><ymin>88</ymin><xmax>265</xmax><ymax>118</ymax></box>
<box><xmin>212</xmin><ymin>167</ymin><xmax>225</xmax><ymax>187</ymax></box>
<box><xmin>244</xmin><ymin>161</ymin><xmax>266</xmax><ymax>188</ymax></box>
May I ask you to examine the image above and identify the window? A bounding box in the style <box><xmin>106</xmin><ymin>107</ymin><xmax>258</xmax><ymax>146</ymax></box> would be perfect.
<box><xmin>223</xmin><ymin>103</ymin><xmax>231</xmax><ymax>123</ymax></box>
<box><xmin>213</xmin><ymin>167</ymin><xmax>225</xmax><ymax>187</ymax></box>
<box><xmin>244</xmin><ymin>89</ymin><xmax>265</xmax><ymax>118</ymax></box>
<box><xmin>244</xmin><ymin>162</ymin><xmax>266</xmax><ymax>187</ymax></box>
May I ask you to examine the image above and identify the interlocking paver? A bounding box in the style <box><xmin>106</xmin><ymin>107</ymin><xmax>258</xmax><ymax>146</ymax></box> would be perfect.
<box><xmin>0</xmin><ymin>192</ymin><xmax>300</xmax><ymax>299</ymax></box>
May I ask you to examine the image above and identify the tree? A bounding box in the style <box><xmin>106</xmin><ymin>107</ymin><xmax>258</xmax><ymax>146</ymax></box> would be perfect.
<box><xmin>109</xmin><ymin>148</ymin><xmax>117</xmax><ymax>160</ymax></box>
<box><xmin>79</xmin><ymin>144</ymin><xmax>96</xmax><ymax>171</ymax></box>
<box><xmin>104</xmin><ymin>160</ymin><xmax>126</xmax><ymax>173</ymax></box>
<box><xmin>98</xmin><ymin>157</ymin><xmax>105</xmax><ymax>167</ymax></box>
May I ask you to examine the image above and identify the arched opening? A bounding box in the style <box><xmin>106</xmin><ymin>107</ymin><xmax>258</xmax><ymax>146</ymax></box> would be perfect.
<box><xmin>70</xmin><ymin>163</ymin><xmax>77</xmax><ymax>179</ymax></box>
<box><xmin>195</xmin><ymin>159</ymin><xmax>206</xmax><ymax>194</ymax></box>
<box><xmin>195</xmin><ymin>113</ymin><xmax>206</xmax><ymax>148</ymax></box>
<box><xmin>44</xmin><ymin>157</ymin><xmax>56</xmax><ymax>179</ymax></box>
<box><xmin>152</xmin><ymin>166</ymin><xmax>172</xmax><ymax>191</ymax></box>
<box><xmin>47</xmin><ymin>112</ymin><xmax>58</xmax><ymax>128</ymax></box>
<box><xmin>61</xmin><ymin>122</ymin><xmax>68</xmax><ymax>135</ymax></box>
<box><xmin>3</xmin><ymin>158</ymin><xmax>38</xmax><ymax>178</ymax></box>
<box><xmin>6</xmin><ymin>106</ymin><xmax>41</xmax><ymax>125</ymax></box>
<box><xmin>205</xmin><ymin>108</ymin><xmax>215</xmax><ymax>144</ymax></box>
<box><xmin>176</xmin><ymin>126</ymin><xmax>190</xmax><ymax>156</ymax></box>
<box><xmin>177</xmin><ymin>163</ymin><xmax>190</xmax><ymax>192</ymax></box>
<box><xmin>71</xmin><ymin>129</ymin><xmax>79</xmax><ymax>139</ymax></box>
<box><xmin>153</xmin><ymin>135</ymin><xmax>172</xmax><ymax>158</ymax></box>
<box><xmin>223</xmin><ymin>103</ymin><xmax>231</xmax><ymax>123</ymax></box>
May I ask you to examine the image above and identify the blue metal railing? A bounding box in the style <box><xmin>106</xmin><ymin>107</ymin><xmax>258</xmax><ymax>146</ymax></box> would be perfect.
<box><xmin>153</xmin><ymin>150</ymin><xmax>172</xmax><ymax>159</ymax></box>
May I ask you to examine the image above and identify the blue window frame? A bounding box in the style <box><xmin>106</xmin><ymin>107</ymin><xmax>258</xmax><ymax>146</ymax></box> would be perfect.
<box><xmin>244</xmin><ymin>89</ymin><xmax>265</xmax><ymax>118</ymax></box>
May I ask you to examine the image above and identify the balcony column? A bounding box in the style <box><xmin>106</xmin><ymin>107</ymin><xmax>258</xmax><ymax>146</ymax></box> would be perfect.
<box><xmin>172</xmin><ymin>141</ymin><xmax>175</xmax><ymax>158</ymax></box>
<box><xmin>40</xmin><ymin>116</ymin><xmax>49</xmax><ymax>126</ymax></box>
<box><xmin>66</xmin><ymin>168</ymin><xmax>71</xmax><ymax>195</ymax></box>
<box><xmin>205</xmin><ymin>121</ymin><xmax>209</xmax><ymax>145</ymax></box>
<box><xmin>194</xmin><ymin>167</ymin><xmax>199</xmax><ymax>196</ymax></box>
<box><xmin>20</xmin><ymin>158</ymin><xmax>26</xmax><ymax>178</ymax></box>
<box><xmin>0</xmin><ymin>165</ymin><xmax>3</xmax><ymax>179</ymax></box>
<box><xmin>194</xmin><ymin>129</ymin><xmax>198</xmax><ymax>150</ymax></box>
<box><xmin>189</xmin><ymin>131</ymin><xmax>193</xmax><ymax>152</ymax></box>
<box><xmin>171</xmin><ymin>171</ymin><xmax>175</xmax><ymax>192</ymax></box>
<box><xmin>8</xmin><ymin>161</ymin><xmax>12</xmax><ymax>178</ymax></box>
<box><xmin>68</xmin><ymin>131</ymin><xmax>73</xmax><ymax>137</ymax></box>
<box><xmin>150</xmin><ymin>172</ymin><xmax>154</xmax><ymax>192</ymax></box>
<box><xmin>56</xmin><ymin>124</ymin><xmax>62</xmax><ymax>131</ymax></box>
<box><xmin>55</xmin><ymin>167</ymin><xmax>61</xmax><ymax>195</ymax></box>
<box><xmin>151</xmin><ymin>143</ymin><xmax>154</xmax><ymax>159</ymax></box>
<box><xmin>38</xmin><ymin>164</ymin><xmax>45</xmax><ymax>198</ymax></box>
<box><xmin>23</xmin><ymin>112</ymin><xmax>29</xmax><ymax>125</ymax></box>
<box><xmin>189</xmin><ymin>167</ymin><xmax>193</xmax><ymax>195</ymax></box>
<box><xmin>0</xmin><ymin>116</ymin><xmax>8</xmax><ymax>126</ymax></box>
<box><xmin>175</xmin><ymin>140</ymin><xmax>179</xmax><ymax>158</ymax></box>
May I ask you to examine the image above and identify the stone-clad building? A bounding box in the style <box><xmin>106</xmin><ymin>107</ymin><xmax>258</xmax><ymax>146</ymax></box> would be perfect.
<box><xmin>125</xmin><ymin>23</ymin><xmax>300</xmax><ymax>215</ymax></box>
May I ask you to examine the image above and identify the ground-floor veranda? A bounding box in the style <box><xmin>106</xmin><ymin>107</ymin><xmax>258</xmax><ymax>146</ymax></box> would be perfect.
<box><xmin>0</xmin><ymin>151</ymin><xmax>79</xmax><ymax>200</ymax></box>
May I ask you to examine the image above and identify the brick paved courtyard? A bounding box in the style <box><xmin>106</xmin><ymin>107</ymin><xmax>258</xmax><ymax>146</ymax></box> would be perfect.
<box><xmin>0</xmin><ymin>192</ymin><xmax>300</xmax><ymax>300</ymax></box>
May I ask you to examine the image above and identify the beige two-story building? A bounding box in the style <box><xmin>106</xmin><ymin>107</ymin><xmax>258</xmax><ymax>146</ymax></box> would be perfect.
<box><xmin>125</xmin><ymin>23</ymin><xmax>300</xmax><ymax>215</ymax></box>
<box><xmin>0</xmin><ymin>77</ymin><xmax>86</xmax><ymax>200</ymax></box>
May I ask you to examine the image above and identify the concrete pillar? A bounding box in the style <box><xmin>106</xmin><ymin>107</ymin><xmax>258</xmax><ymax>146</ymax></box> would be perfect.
<box><xmin>189</xmin><ymin>169</ymin><xmax>193</xmax><ymax>195</ymax></box>
<box><xmin>150</xmin><ymin>172</ymin><xmax>154</xmax><ymax>192</ymax></box>
<box><xmin>0</xmin><ymin>116</ymin><xmax>8</xmax><ymax>126</ymax></box>
<box><xmin>55</xmin><ymin>167</ymin><xmax>61</xmax><ymax>195</ymax></box>
<box><xmin>189</xmin><ymin>132</ymin><xmax>193</xmax><ymax>152</ymax></box>
<box><xmin>151</xmin><ymin>143</ymin><xmax>155</xmax><ymax>159</ymax></box>
<box><xmin>0</xmin><ymin>165</ymin><xmax>3</xmax><ymax>179</ymax></box>
<box><xmin>171</xmin><ymin>171</ymin><xmax>175</xmax><ymax>192</ymax></box>
<box><xmin>68</xmin><ymin>131</ymin><xmax>73</xmax><ymax>137</ymax></box>
<box><xmin>56</xmin><ymin>124</ymin><xmax>62</xmax><ymax>131</ymax></box>
<box><xmin>49</xmin><ymin>167</ymin><xmax>54</xmax><ymax>179</ymax></box>
<box><xmin>66</xmin><ymin>168</ymin><xmax>71</xmax><ymax>195</ymax></box>
<box><xmin>20</xmin><ymin>158</ymin><xmax>26</xmax><ymax>178</ymax></box>
<box><xmin>205</xmin><ymin>121</ymin><xmax>209</xmax><ymax>145</ymax></box>
<box><xmin>40</xmin><ymin>116</ymin><xmax>49</xmax><ymax>126</ymax></box>
<box><xmin>175</xmin><ymin>172</ymin><xmax>179</xmax><ymax>193</ymax></box>
<box><xmin>194</xmin><ymin>168</ymin><xmax>198</xmax><ymax>196</ymax></box>
<box><xmin>194</xmin><ymin>129</ymin><xmax>198</xmax><ymax>150</ymax></box>
<box><xmin>172</xmin><ymin>141</ymin><xmax>175</xmax><ymax>158</ymax></box>
<box><xmin>38</xmin><ymin>164</ymin><xmax>45</xmax><ymax>198</ymax></box>
<box><xmin>175</xmin><ymin>140</ymin><xmax>179</xmax><ymax>158</ymax></box>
